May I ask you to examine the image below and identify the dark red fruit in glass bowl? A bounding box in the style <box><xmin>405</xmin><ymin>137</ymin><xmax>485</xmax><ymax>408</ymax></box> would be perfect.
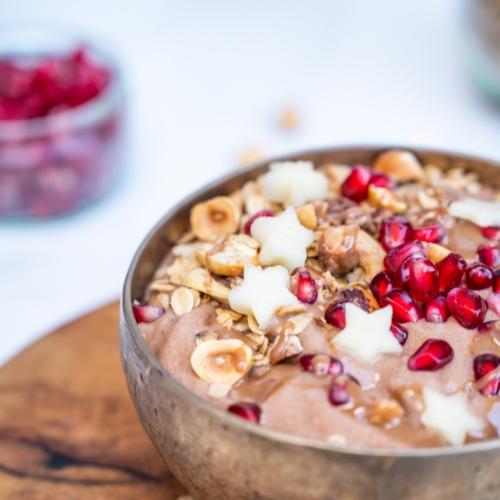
<box><xmin>390</xmin><ymin>322</ymin><xmax>408</xmax><ymax>345</ymax></box>
<box><xmin>424</xmin><ymin>296</ymin><xmax>449</xmax><ymax>323</ymax></box>
<box><xmin>368</xmin><ymin>173</ymin><xmax>392</xmax><ymax>189</ymax></box>
<box><xmin>328</xmin><ymin>383</ymin><xmax>351</xmax><ymax>406</ymax></box>
<box><xmin>478</xmin><ymin>243</ymin><xmax>500</xmax><ymax>268</ymax></box>
<box><xmin>411</xmin><ymin>224</ymin><xmax>445</xmax><ymax>244</ymax></box>
<box><xmin>384</xmin><ymin>240</ymin><xmax>426</xmax><ymax>275</ymax></box>
<box><xmin>244</xmin><ymin>209</ymin><xmax>274</xmax><ymax>235</ymax></box>
<box><xmin>370</xmin><ymin>271</ymin><xmax>394</xmax><ymax>303</ymax></box>
<box><xmin>227</xmin><ymin>402</ymin><xmax>262</xmax><ymax>423</ymax></box>
<box><xmin>299</xmin><ymin>353</ymin><xmax>344</xmax><ymax>376</ymax></box>
<box><xmin>408</xmin><ymin>338</ymin><xmax>454</xmax><ymax>371</ymax></box>
<box><xmin>465</xmin><ymin>263</ymin><xmax>494</xmax><ymax>290</ymax></box>
<box><xmin>132</xmin><ymin>301</ymin><xmax>165</xmax><ymax>323</ymax></box>
<box><xmin>291</xmin><ymin>268</ymin><xmax>317</xmax><ymax>304</ymax></box>
<box><xmin>382</xmin><ymin>289</ymin><xmax>422</xmax><ymax>323</ymax></box>
<box><xmin>473</xmin><ymin>353</ymin><xmax>500</xmax><ymax>380</ymax></box>
<box><xmin>379</xmin><ymin>216</ymin><xmax>412</xmax><ymax>251</ymax></box>
<box><xmin>446</xmin><ymin>287</ymin><xmax>487</xmax><ymax>329</ymax></box>
<box><xmin>341</xmin><ymin>165</ymin><xmax>372</xmax><ymax>203</ymax></box>
<box><xmin>481</xmin><ymin>226</ymin><xmax>500</xmax><ymax>241</ymax></box>
<box><xmin>325</xmin><ymin>300</ymin><xmax>348</xmax><ymax>328</ymax></box>
<box><xmin>436</xmin><ymin>253</ymin><xmax>467</xmax><ymax>293</ymax></box>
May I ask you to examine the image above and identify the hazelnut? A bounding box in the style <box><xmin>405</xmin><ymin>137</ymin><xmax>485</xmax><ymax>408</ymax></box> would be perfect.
<box><xmin>374</xmin><ymin>149</ymin><xmax>423</xmax><ymax>182</ymax></box>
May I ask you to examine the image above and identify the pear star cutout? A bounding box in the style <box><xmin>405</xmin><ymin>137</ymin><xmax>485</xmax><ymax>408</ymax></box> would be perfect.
<box><xmin>251</xmin><ymin>207</ymin><xmax>313</xmax><ymax>272</ymax></box>
<box><xmin>228</xmin><ymin>265</ymin><xmax>298</xmax><ymax>328</ymax></box>
<box><xmin>449</xmin><ymin>198</ymin><xmax>500</xmax><ymax>227</ymax></box>
<box><xmin>332</xmin><ymin>303</ymin><xmax>402</xmax><ymax>363</ymax></box>
<box><xmin>421</xmin><ymin>387</ymin><xmax>484</xmax><ymax>446</ymax></box>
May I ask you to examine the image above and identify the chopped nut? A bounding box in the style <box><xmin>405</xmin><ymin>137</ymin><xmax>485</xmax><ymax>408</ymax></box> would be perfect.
<box><xmin>269</xmin><ymin>333</ymin><xmax>303</xmax><ymax>364</ymax></box>
<box><xmin>276</xmin><ymin>304</ymin><xmax>307</xmax><ymax>316</ymax></box>
<box><xmin>241</xmin><ymin>180</ymin><xmax>272</xmax><ymax>215</ymax></box>
<box><xmin>337</xmin><ymin>282</ymin><xmax>379</xmax><ymax>311</ymax></box>
<box><xmin>374</xmin><ymin>149</ymin><xmax>423</xmax><ymax>182</ymax></box>
<box><xmin>170</xmin><ymin>287</ymin><xmax>200</xmax><ymax>315</ymax></box>
<box><xmin>321</xmin><ymin>164</ymin><xmax>352</xmax><ymax>195</ymax></box>
<box><xmin>205</xmin><ymin>234</ymin><xmax>259</xmax><ymax>277</ymax></box>
<box><xmin>355</xmin><ymin>229</ymin><xmax>386</xmax><ymax>279</ymax></box>
<box><xmin>190</xmin><ymin>196</ymin><xmax>241</xmax><ymax>242</ymax></box>
<box><xmin>181</xmin><ymin>268</ymin><xmax>230</xmax><ymax>302</ymax></box>
<box><xmin>247</xmin><ymin>314</ymin><xmax>266</xmax><ymax>335</ymax></box>
<box><xmin>296</xmin><ymin>203</ymin><xmax>317</xmax><ymax>229</ymax></box>
<box><xmin>190</xmin><ymin>339</ymin><xmax>253</xmax><ymax>385</ymax></box>
<box><xmin>238</xmin><ymin>148</ymin><xmax>265</xmax><ymax>167</ymax></box>
<box><xmin>149</xmin><ymin>279</ymin><xmax>175</xmax><ymax>293</ymax></box>
<box><xmin>278</xmin><ymin>107</ymin><xmax>299</xmax><ymax>131</ymax></box>
<box><xmin>427</xmin><ymin>243</ymin><xmax>451</xmax><ymax>264</ymax></box>
<box><xmin>215</xmin><ymin>307</ymin><xmax>242</xmax><ymax>329</ymax></box>
<box><xmin>368</xmin><ymin>185</ymin><xmax>407</xmax><ymax>213</ymax></box>
<box><xmin>286</xmin><ymin>313</ymin><xmax>313</xmax><ymax>334</ymax></box>
<box><xmin>150</xmin><ymin>292</ymin><xmax>170</xmax><ymax>309</ymax></box>
<box><xmin>366</xmin><ymin>399</ymin><xmax>404</xmax><ymax>427</ymax></box>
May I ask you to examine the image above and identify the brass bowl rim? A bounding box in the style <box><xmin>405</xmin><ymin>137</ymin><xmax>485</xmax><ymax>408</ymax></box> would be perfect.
<box><xmin>122</xmin><ymin>144</ymin><xmax>500</xmax><ymax>459</ymax></box>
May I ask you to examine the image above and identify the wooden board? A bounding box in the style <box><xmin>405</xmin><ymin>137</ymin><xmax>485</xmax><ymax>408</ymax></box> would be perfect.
<box><xmin>0</xmin><ymin>302</ymin><xmax>187</xmax><ymax>499</ymax></box>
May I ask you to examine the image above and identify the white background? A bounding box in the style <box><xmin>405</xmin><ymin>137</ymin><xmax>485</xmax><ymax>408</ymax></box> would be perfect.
<box><xmin>1</xmin><ymin>0</ymin><xmax>499</xmax><ymax>365</ymax></box>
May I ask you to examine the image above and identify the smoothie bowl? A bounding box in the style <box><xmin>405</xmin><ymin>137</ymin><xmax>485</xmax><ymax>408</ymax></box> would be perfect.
<box><xmin>120</xmin><ymin>146</ymin><xmax>500</xmax><ymax>500</ymax></box>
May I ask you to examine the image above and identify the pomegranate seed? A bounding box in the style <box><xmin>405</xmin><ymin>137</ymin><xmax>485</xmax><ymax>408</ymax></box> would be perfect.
<box><xmin>244</xmin><ymin>209</ymin><xmax>274</xmax><ymax>235</ymax></box>
<box><xmin>324</xmin><ymin>300</ymin><xmax>348</xmax><ymax>328</ymax></box>
<box><xmin>291</xmin><ymin>268</ymin><xmax>317</xmax><ymax>304</ymax></box>
<box><xmin>465</xmin><ymin>263</ymin><xmax>494</xmax><ymax>290</ymax></box>
<box><xmin>473</xmin><ymin>353</ymin><xmax>500</xmax><ymax>380</ymax></box>
<box><xmin>341</xmin><ymin>166</ymin><xmax>372</xmax><ymax>203</ymax></box>
<box><xmin>487</xmin><ymin>292</ymin><xmax>500</xmax><ymax>316</ymax></box>
<box><xmin>478</xmin><ymin>243</ymin><xmax>500</xmax><ymax>268</ymax></box>
<box><xmin>328</xmin><ymin>383</ymin><xmax>351</xmax><ymax>406</ymax></box>
<box><xmin>379</xmin><ymin>216</ymin><xmax>413</xmax><ymax>251</ymax></box>
<box><xmin>425</xmin><ymin>296</ymin><xmax>450</xmax><ymax>323</ymax></box>
<box><xmin>481</xmin><ymin>226</ymin><xmax>500</xmax><ymax>241</ymax></box>
<box><xmin>446</xmin><ymin>287</ymin><xmax>487</xmax><ymax>329</ymax></box>
<box><xmin>401</xmin><ymin>257</ymin><xmax>439</xmax><ymax>303</ymax></box>
<box><xmin>369</xmin><ymin>173</ymin><xmax>392</xmax><ymax>189</ymax></box>
<box><xmin>390</xmin><ymin>323</ymin><xmax>408</xmax><ymax>345</ymax></box>
<box><xmin>132</xmin><ymin>301</ymin><xmax>165</xmax><ymax>323</ymax></box>
<box><xmin>299</xmin><ymin>353</ymin><xmax>344</xmax><ymax>376</ymax></box>
<box><xmin>384</xmin><ymin>240</ymin><xmax>426</xmax><ymax>275</ymax></box>
<box><xmin>480</xmin><ymin>377</ymin><xmax>500</xmax><ymax>397</ymax></box>
<box><xmin>227</xmin><ymin>402</ymin><xmax>262</xmax><ymax>423</ymax></box>
<box><xmin>411</xmin><ymin>225</ymin><xmax>445</xmax><ymax>244</ymax></box>
<box><xmin>436</xmin><ymin>253</ymin><xmax>467</xmax><ymax>293</ymax></box>
<box><xmin>398</xmin><ymin>254</ymin><xmax>426</xmax><ymax>285</ymax></box>
<box><xmin>494</xmin><ymin>270</ymin><xmax>500</xmax><ymax>293</ymax></box>
<box><xmin>382</xmin><ymin>289</ymin><xmax>423</xmax><ymax>323</ymax></box>
<box><xmin>370</xmin><ymin>271</ymin><xmax>394</xmax><ymax>303</ymax></box>
<box><xmin>408</xmin><ymin>338</ymin><xmax>454</xmax><ymax>371</ymax></box>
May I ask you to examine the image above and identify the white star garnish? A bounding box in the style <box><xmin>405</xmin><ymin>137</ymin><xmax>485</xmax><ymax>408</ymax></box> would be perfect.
<box><xmin>332</xmin><ymin>303</ymin><xmax>402</xmax><ymax>363</ymax></box>
<box><xmin>421</xmin><ymin>387</ymin><xmax>484</xmax><ymax>446</ymax></box>
<box><xmin>251</xmin><ymin>207</ymin><xmax>313</xmax><ymax>271</ymax></box>
<box><xmin>259</xmin><ymin>161</ymin><xmax>328</xmax><ymax>207</ymax></box>
<box><xmin>449</xmin><ymin>198</ymin><xmax>500</xmax><ymax>227</ymax></box>
<box><xmin>228</xmin><ymin>265</ymin><xmax>298</xmax><ymax>328</ymax></box>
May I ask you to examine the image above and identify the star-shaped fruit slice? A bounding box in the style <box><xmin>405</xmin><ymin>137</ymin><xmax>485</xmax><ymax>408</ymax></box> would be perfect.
<box><xmin>449</xmin><ymin>198</ymin><xmax>500</xmax><ymax>227</ymax></box>
<box><xmin>332</xmin><ymin>303</ymin><xmax>402</xmax><ymax>363</ymax></box>
<box><xmin>228</xmin><ymin>265</ymin><xmax>298</xmax><ymax>328</ymax></box>
<box><xmin>251</xmin><ymin>207</ymin><xmax>313</xmax><ymax>271</ymax></box>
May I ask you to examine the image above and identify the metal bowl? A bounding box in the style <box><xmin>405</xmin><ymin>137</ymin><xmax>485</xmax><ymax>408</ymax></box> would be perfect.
<box><xmin>120</xmin><ymin>146</ymin><xmax>500</xmax><ymax>500</ymax></box>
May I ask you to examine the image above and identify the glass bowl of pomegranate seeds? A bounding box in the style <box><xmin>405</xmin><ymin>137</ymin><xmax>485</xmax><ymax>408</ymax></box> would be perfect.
<box><xmin>121</xmin><ymin>146</ymin><xmax>500</xmax><ymax>499</ymax></box>
<box><xmin>0</xmin><ymin>26</ymin><xmax>124</xmax><ymax>217</ymax></box>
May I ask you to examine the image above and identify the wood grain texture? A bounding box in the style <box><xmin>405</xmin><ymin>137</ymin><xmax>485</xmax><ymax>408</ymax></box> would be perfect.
<box><xmin>0</xmin><ymin>302</ymin><xmax>187</xmax><ymax>499</ymax></box>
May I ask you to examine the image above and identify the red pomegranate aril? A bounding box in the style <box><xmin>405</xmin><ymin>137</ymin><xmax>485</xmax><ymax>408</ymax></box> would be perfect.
<box><xmin>436</xmin><ymin>253</ymin><xmax>467</xmax><ymax>293</ymax></box>
<box><xmin>325</xmin><ymin>300</ymin><xmax>348</xmax><ymax>328</ymax></box>
<box><xmin>370</xmin><ymin>271</ymin><xmax>394</xmax><ymax>303</ymax></box>
<box><xmin>425</xmin><ymin>296</ymin><xmax>450</xmax><ymax>323</ymax></box>
<box><xmin>379</xmin><ymin>216</ymin><xmax>413</xmax><ymax>251</ymax></box>
<box><xmin>382</xmin><ymin>289</ymin><xmax>422</xmax><ymax>323</ymax></box>
<box><xmin>132</xmin><ymin>301</ymin><xmax>165</xmax><ymax>323</ymax></box>
<box><xmin>478</xmin><ymin>243</ymin><xmax>500</xmax><ymax>268</ymax></box>
<box><xmin>473</xmin><ymin>353</ymin><xmax>500</xmax><ymax>380</ymax></box>
<box><xmin>404</xmin><ymin>258</ymin><xmax>439</xmax><ymax>303</ymax></box>
<box><xmin>411</xmin><ymin>224</ymin><xmax>445</xmax><ymax>244</ymax></box>
<box><xmin>481</xmin><ymin>226</ymin><xmax>500</xmax><ymax>241</ymax></box>
<box><xmin>390</xmin><ymin>323</ymin><xmax>408</xmax><ymax>345</ymax></box>
<box><xmin>227</xmin><ymin>402</ymin><xmax>262</xmax><ymax>423</ymax></box>
<box><xmin>466</xmin><ymin>263</ymin><xmax>494</xmax><ymax>290</ymax></box>
<box><xmin>408</xmin><ymin>338</ymin><xmax>454</xmax><ymax>371</ymax></box>
<box><xmin>369</xmin><ymin>173</ymin><xmax>392</xmax><ymax>189</ymax></box>
<box><xmin>487</xmin><ymin>292</ymin><xmax>500</xmax><ymax>316</ymax></box>
<box><xmin>480</xmin><ymin>377</ymin><xmax>500</xmax><ymax>397</ymax></box>
<box><xmin>446</xmin><ymin>287</ymin><xmax>487</xmax><ymax>329</ymax></box>
<box><xmin>494</xmin><ymin>269</ymin><xmax>500</xmax><ymax>293</ymax></box>
<box><xmin>383</xmin><ymin>240</ymin><xmax>426</xmax><ymax>275</ymax></box>
<box><xmin>397</xmin><ymin>253</ymin><xmax>425</xmax><ymax>287</ymax></box>
<box><xmin>291</xmin><ymin>268</ymin><xmax>318</xmax><ymax>304</ymax></box>
<box><xmin>299</xmin><ymin>353</ymin><xmax>344</xmax><ymax>376</ymax></box>
<box><xmin>341</xmin><ymin>165</ymin><xmax>372</xmax><ymax>203</ymax></box>
<box><xmin>328</xmin><ymin>383</ymin><xmax>351</xmax><ymax>406</ymax></box>
<box><xmin>244</xmin><ymin>209</ymin><xmax>274</xmax><ymax>235</ymax></box>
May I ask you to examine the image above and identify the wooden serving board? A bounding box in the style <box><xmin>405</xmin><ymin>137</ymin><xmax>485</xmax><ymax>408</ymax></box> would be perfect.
<box><xmin>0</xmin><ymin>302</ymin><xmax>187</xmax><ymax>499</ymax></box>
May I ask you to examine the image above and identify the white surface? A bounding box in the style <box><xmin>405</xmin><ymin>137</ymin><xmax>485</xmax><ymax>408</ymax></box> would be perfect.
<box><xmin>1</xmin><ymin>0</ymin><xmax>500</xmax><ymax>365</ymax></box>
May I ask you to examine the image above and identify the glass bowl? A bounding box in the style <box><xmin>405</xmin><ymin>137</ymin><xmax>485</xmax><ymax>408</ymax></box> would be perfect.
<box><xmin>0</xmin><ymin>25</ymin><xmax>125</xmax><ymax>218</ymax></box>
